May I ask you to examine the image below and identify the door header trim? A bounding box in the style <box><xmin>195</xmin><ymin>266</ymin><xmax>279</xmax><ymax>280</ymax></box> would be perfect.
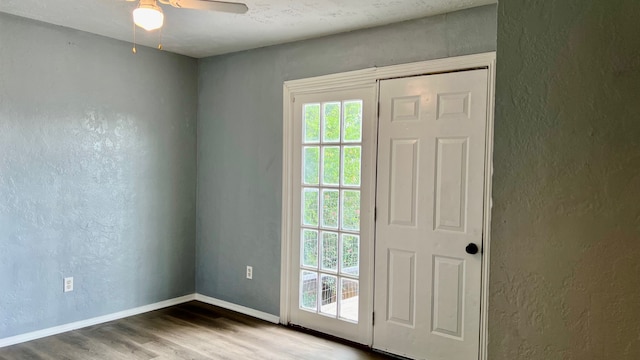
<box><xmin>283</xmin><ymin>52</ymin><xmax>496</xmax><ymax>93</ymax></box>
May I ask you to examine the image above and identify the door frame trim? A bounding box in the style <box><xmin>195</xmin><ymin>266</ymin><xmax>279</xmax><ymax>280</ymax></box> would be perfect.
<box><xmin>281</xmin><ymin>52</ymin><xmax>496</xmax><ymax>358</ymax></box>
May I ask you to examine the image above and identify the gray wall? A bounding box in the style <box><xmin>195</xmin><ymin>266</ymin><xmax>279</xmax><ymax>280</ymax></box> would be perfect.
<box><xmin>0</xmin><ymin>13</ymin><xmax>198</xmax><ymax>338</ymax></box>
<box><xmin>196</xmin><ymin>5</ymin><xmax>497</xmax><ymax>315</ymax></box>
<box><xmin>491</xmin><ymin>0</ymin><xmax>640</xmax><ymax>359</ymax></box>
<box><xmin>4</xmin><ymin>0</ymin><xmax>639</xmax><ymax>356</ymax></box>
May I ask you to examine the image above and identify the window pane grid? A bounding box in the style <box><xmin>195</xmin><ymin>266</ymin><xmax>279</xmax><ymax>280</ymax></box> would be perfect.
<box><xmin>298</xmin><ymin>267</ymin><xmax>360</xmax><ymax>281</ymax></box>
<box><xmin>300</xmin><ymin>148</ymin><xmax>362</xmax><ymax>190</ymax></box>
<box><xmin>297</xmin><ymin>183</ymin><xmax>361</xmax><ymax>191</ymax></box>
<box><xmin>300</xmin><ymin>99</ymin><xmax>362</xmax><ymax>323</ymax></box>
<box><xmin>300</xmin><ymin>224</ymin><xmax>360</xmax><ymax>233</ymax></box>
<box><xmin>342</xmin><ymin>100</ymin><xmax>363</xmax><ymax>143</ymax></box>
<box><xmin>299</xmin><ymin>264</ymin><xmax>359</xmax><ymax>275</ymax></box>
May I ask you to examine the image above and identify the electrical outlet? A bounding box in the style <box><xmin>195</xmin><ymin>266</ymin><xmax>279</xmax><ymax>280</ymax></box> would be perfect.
<box><xmin>246</xmin><ymin>266</ymin><xmax>253</xmax><ymax>280</ymax></box>
<box><xmin>64</xmin><ymin>277</ymin><xmax>74</xmax><ymax>293</ymax></box>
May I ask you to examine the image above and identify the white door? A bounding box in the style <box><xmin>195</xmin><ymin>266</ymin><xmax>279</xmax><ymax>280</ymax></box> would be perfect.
<box><xmin>287</xmin><ymin>86</ymin><xmax>377</xmax><ymax>344</ymax></box>
<box><xmin>373</xmin><ymin>69</ymin><xmax>489</xmax><ymax>359</ymax></box>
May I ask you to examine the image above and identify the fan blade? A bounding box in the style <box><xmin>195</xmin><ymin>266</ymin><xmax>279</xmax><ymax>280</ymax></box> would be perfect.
<box><xmin>171</xmin><ymin>0</ymin><xmax>248</xmax><ymax>14</ymax></box>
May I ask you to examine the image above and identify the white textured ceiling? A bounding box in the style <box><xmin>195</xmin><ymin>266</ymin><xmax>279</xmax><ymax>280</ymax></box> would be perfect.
<box><xmin>0</xmin><ymin>0</ymin><xmax>496</xmax><ymax>58</ymax></box>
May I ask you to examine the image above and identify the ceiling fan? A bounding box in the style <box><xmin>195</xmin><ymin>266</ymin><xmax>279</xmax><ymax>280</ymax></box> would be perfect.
<box><xmin>127</xmin><ymin>0</ymin><xmax>248</xmax><ymax>31</ymax></box>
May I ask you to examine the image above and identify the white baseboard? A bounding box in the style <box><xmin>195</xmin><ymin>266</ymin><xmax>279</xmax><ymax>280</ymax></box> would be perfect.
<box><xmin>0</xmin><ymin>293</ymin><xmax>280</xmax><ymax>348</ymax></box>
<box><xmin>0</xmin><ymin>294</ymin><xmax>196</xmax><ymax>348</ymax></box>
<box><xmin>194</xmin><ymin>293</ymin><xmax>280</xmax><ymax>324</ymax></box>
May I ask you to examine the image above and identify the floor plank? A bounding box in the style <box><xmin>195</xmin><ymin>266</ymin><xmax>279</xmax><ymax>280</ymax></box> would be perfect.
<box><xmin>0</xmin><ymin>301</ymin><xmax>394</xmax><ymax>359</ymax></box>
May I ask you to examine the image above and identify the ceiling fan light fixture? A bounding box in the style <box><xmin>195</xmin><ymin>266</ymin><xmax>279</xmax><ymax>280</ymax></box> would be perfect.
<box><xmin>133</xmin><ymin>1</ymin><xmax>164</xmax><ymax>31</ymax></box>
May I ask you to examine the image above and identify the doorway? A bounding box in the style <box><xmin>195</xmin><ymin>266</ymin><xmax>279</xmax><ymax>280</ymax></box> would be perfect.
<box><xmin>280</xmin><ymin>53</ymin><xmax>496</xmax><ymax>360</ymax></box>
<box><xmin>373</xmin><ymin>69</ymin><xmax>488</xmax><ymax>360</ymax></box>
<box><xmin>283</xmin><ymin>86</ymin><xmax>377</xmax><ymax>344</ymax></box>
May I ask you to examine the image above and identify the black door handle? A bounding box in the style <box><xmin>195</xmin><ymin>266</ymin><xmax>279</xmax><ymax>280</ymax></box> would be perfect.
<box><xmin>465</xmin><ymin>243</ymin><xmax>479</xmax><ymax>255</ymax></box>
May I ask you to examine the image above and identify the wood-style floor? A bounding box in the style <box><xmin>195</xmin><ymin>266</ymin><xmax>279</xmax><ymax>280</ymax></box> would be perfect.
<box><xmin>0</xmin><ymin>301</ymin><xmax>394</xmax><ymax>360</ymax></box>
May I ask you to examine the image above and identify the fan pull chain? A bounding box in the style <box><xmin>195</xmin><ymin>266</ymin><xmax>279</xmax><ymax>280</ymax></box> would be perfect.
<box><xmin>158</xmin><ymin>27</ymin><xmax>163</xmax><ymax>51</ymax></box>
<box><xmin>132</xmin><ymin>22</ymin><xmax>137</xmax><ymax>54</ymax></box>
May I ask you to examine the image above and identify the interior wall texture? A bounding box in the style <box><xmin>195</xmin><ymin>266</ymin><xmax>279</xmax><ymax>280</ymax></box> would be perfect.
<box><xmin>196</xmin><ymin>5</ymin><xmax>497</xmax><ymax>316</ymax></box>
<box><xmin>0</xmin><ymin>13</ymin><xmax>198</xmax><ymax>338</ymax></box>
<box><xmin>491</xmin><ymin>0</ymin><xmax>640</xmax><ymax>359</ymax></box>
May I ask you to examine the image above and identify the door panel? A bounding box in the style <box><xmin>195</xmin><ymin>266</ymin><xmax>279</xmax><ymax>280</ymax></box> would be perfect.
<box><xmin>435</xmin><ymin>137</ymin><xmax>468</xmax><ymax>232</ymax></box>
<box><xmin>389</xmin><ymin>139</ymin><xmax>419</xmax><ymax>226</ymax></box>
<box><xmin>373</xmin><ymin>69</ymin><xmax>488</xmax><ymax>360</ymax></box>
<box><xmin>387</xmin><ymin>249</ymin><xmax>416</xmax><ymax>326</ymax></box>
<box><xmin>432</xmin><ymin>256</ymin><xmax>465</xmax><ymax>338</ymax></box>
